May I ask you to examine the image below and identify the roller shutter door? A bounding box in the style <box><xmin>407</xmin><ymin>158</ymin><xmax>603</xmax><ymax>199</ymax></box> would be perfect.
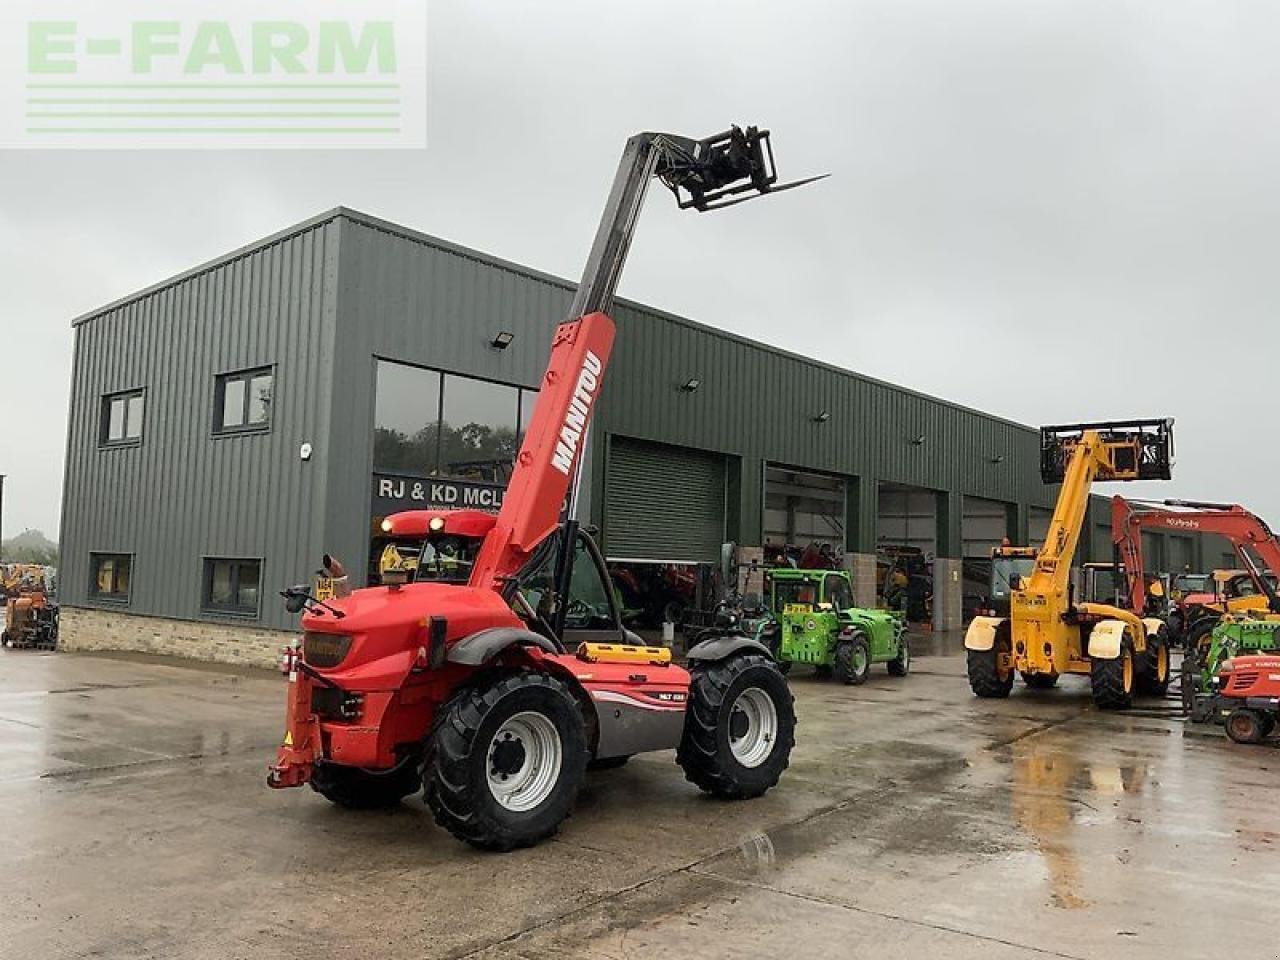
<box><xmin>604</xmin><ymin>437</ymin><xmax>726</xmax><ymax>562</ymax></box>
<box><xmin>962</xmin><ymin>496</ymin><xmax>1008</xmax><ymax>558</ymax></box>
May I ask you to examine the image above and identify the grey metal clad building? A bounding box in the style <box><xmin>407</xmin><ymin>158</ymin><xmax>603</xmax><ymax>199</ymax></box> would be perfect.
<box><xmin>58</xmin><ymin>208</ymin><xmax>1209</xmax><ymax>662</ymax></box>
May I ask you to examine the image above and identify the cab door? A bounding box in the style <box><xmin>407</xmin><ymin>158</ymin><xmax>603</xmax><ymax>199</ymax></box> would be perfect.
<box><xmin>562</xmin><ymin>532</ymin><xmax>631</xmax><ymax>647</ymax></box>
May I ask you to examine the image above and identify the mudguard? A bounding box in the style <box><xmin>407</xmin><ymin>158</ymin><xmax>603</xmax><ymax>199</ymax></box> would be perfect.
<box><xmin>447</xmin><ymin>627</ymin><xmax>560</xmax><ymax>665</ymax></box>
<box><xmin>1088</xmin><ymin>620</ymin><xmax>1128</xmax><ymax>660</ymax></box>
<box><xmin>1141</xmin><ymin>618</ymin><xmax>1165</xmax><ymax>648</ymax></box>
<box><xmin>965</xmin><ymin>616</ymin><xmax>1006</xmax><ymax>651</ymax></box>
<box><xmin>685</xmin><ymin>634</ymin><xmax>773</xmax><ymax>663</ymax></box>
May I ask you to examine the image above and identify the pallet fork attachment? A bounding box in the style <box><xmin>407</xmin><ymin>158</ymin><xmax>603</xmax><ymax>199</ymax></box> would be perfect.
<box><xmin>1040</xmin><ymin>418</ymin><xmax>1174</xmax><ymax>484</ymax></box>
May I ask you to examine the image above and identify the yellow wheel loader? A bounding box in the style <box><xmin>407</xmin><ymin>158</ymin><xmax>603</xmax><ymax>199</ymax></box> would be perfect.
<box><xmin>965</xmin><ymin>420</ymin><xmax>1174</xmax><ymax>710</ymax></box>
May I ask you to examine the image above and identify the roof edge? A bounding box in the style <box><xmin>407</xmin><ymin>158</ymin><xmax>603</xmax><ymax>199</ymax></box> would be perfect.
<box><xmin>70</xmin><ymin>205</ymin><xmax>1035</xmax><ymax>435</ymax></box>
<box><xmin>69</xmin><ymin>206</ymin><xmax>350</xmax><ymax>327</ymax></box>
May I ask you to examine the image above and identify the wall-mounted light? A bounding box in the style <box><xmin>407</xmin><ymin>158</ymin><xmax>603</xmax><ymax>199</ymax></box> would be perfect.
<box><xmin>910</xmin><ymin>433</ymin><xmax>926</xmax><ymax>446</ymax></box>
<box><xmin>989</xmin><ymin>454</ymin><xmax>1006</xmax><ymax>464</ymax></box>
<box><xmin>681</xmin><ymin>378</ymin><xmax>702</xmax><ymax>392</ymax></box>
<box><xmin>812</xmin><ymin>411</ymin><xmax>831</xmax><ymax>423</ymax></box>
<box><xmin>490</xmin><ymin>331</ymin><xmax>515</xmax><ymax>350</ymax></box>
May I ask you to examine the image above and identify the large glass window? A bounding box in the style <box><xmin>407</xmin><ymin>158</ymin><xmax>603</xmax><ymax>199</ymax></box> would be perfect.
<box><xmin>202</xmin><ymin>558</ymin><xmax>261</xmax><ymax>616</ymax></box>
<box><xmin>440</xmin><ymin>375</ymin><xmax>520</xmax><ymax>483</ymax></box>
<box><xmin>215</xmin><ymin>367</ymin><xmax>273</xmax><ymax>434</ymax></box>
<box><xmin>90</xmin><ymin>553</ymin><xmax>132</xmax><ymax>602</ymax></box>
<box><xmin>373</xmin><ymin>360</ymin><xmax>534</xmax><ymax>482</ymax></box>
<box><xmin>100</xmin><ymin>390</ymin><xmax>144</xmax><ymax>445</ymax></box>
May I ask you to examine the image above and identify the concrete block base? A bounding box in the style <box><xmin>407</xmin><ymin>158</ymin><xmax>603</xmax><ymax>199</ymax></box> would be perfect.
<box><xmin>59</xmin><ymin>606</ymin><xmax>294</xmax><ymax>670</ymax></box>
<box><xmin>932</xmin><ymin>557</ymin><xmax>963</xmax><ymax>632</ymax></box>
<box><xmin>845</xmin><ymin>553</ymin><xmax>878</xmax><ymax>609</ymax></box>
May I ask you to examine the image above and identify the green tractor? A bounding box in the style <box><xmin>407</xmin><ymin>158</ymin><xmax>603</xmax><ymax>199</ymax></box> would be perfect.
<box><xmin>759</xmin><ymin>568</ymin><xmax>909</xmax><ymax>684</ymax></box>
<box><xmin>1198</xmin><ymin>615</ymin><xmax>1280</xmax><ymax>687</ymax></box>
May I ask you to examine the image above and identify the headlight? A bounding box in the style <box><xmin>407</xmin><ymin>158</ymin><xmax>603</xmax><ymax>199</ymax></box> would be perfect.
<box><xmin>303</xmin><ymin>632</ymin><xmax>353</xmax><ymax>668</ymax></box>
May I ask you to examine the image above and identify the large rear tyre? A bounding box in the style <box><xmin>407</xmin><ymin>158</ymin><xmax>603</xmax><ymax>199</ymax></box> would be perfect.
<box><xmin>1090</xmin><ymin>639</ymin><xmax>1136</xmax><ymax>710</ymax></box>
<box><xmin>1224</xmin><ymin>708</ymin><xmax>1267</xmax><ymax>745</ymax></box>
<box><xmin>677</xmin><ymin>653</ymin><xmax>795</xmax><ymax>799</ymax></box>
<box><xmin>1186</xmin><ymin>617</ymin><xmax>1218</xmax><ymax>663</ymax></box>
<box><xmin>1136</xmin><ymin>627</ymin><xmax>1172</xmax><ymax>697</ymax></box>
<box><xmin>310</xmin><ymin>754</ymin><xmax>422</xmax><ymax>810</ymax></box>
<box><xmin>968</xmin><ymin>619</ymin><xmax>1014</xmax><ymax>700</ymax></box>
<box><xmin>832</xmin><ymin>634</ymin><xmax>871</xmax><ymax>685</ymax></box>
<box><xmin>887</xmin><ymin>635</ymin><xmax>911</xmax><ymax>677</ymax></box>
<box><xmin>424</xmin><ymin>672</ymin><xmax>588</xmax><ymax>851</ymax></box>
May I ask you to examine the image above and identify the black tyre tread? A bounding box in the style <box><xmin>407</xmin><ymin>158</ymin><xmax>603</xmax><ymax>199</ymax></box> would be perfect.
<box><xmin>310</xmin><ymin>756</ymin><xmax>421</xmax><ymax>810</ymax></box>
<box><xmin>1224</xmin><ymin>709</ymin><xmax>1265</xmax><ymax>745</ymax></box>
<box><xmin>968</xmin><ymin>648</ymin><xmax>1013</xmax><ymax>698</ymax></box>
<box><xmin>887</xmin><ymin>636</ymin><xmax>910</xmax><ymax>677</ymax></box>
<box><xmin>424</xmin><ymin>671</ymin><xmax>587</xmax><ymax>851</ymax></box>
<box><xmin>1186</xmin><ymin>617</ymin><xmax>1219</xmax><ymax>658</ymax></box>
<box><xmin>676</xmin><ymin>654</ymin><xmax>795</xmax><ymax>800</ymax></box>
<box><xmin>1090</xmin><ymin>642</ymin><xmax>1134</xmax><ymax>710</ymax></box>
<box><xmin>833</xmin><ymin>635</ymin><xmax>870</xmax><ymax>686</ymax></box>
<box><xmin>1136</xmin><ymin>628</ymin><xmax>1171</xmax><ymax>696</ymax></box>
<box><xmin>1021</xmin><ymin>672</ymin><xmax>1059</xmax><ymax>689</ymax></box>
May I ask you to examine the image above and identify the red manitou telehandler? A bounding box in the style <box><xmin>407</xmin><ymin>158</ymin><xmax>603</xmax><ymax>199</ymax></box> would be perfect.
<box><xmin>268</xmin><ymin>126</ymin><xmax>822</xmax><ymax>850</ymax></box>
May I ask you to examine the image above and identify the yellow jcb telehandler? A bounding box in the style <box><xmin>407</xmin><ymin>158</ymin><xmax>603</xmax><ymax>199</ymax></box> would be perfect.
<box><xmin>965</xmin><ymin>419</ymin><xmax>1174</xmax><ymax>710</ymax></box>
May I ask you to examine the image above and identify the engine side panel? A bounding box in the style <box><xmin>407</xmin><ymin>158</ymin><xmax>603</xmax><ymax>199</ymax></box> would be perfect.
<box><xmin>538</xmin><ymin>652</ymin><xmax>691</xmax><ymax>759</ymax></box>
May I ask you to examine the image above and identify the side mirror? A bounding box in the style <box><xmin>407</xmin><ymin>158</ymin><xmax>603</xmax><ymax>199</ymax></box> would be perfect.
<box><xmin>281</xmin><ymin>585</ymin><xmax>310</xmax><ymax>614</ymax></box>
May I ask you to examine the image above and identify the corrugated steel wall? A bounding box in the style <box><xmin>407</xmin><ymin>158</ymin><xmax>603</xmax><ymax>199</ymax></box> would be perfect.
<box><xmin>326</xmin><ymin>211</ymin><xmax>1055</xmax><ymax>566</ymax></box>
<box><xmin>61</xmin><ymin>219</ymin><xmax>340</xmax><ymax>629</ymax></box>
<box><xmin>63</xmin><ymin>207</ymin><xmax>1214</xmax><ymax>635</ymax></box>
<box><xmin>320</xmin><ymin>215</ymin><xmax>574</xmax><ymax>575</ymax></box>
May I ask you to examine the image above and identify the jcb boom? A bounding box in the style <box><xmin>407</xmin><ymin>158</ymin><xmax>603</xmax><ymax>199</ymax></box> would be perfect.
<box><xmin>965</xmin><ymin>420</ymin><xmax>1175</xmax><ymax>709</ymax></box>
<box><xmin>268</xmin><ymin>125</ymin><xmax>820</xmax><ymax>850</ymax></box>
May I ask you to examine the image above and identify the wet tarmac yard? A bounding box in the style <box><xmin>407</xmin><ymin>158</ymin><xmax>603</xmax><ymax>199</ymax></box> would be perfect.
<box><xmin>1</xmin><ymin>643</ymin><xmax>1275</xmax><ymax>960</ymax></box>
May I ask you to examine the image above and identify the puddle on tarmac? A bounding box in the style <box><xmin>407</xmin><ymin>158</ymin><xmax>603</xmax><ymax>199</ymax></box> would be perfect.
<box><xmin>1005</xmin><ymin>736</ymin><xmax>1150</xmax><ymax>910</ymax></box>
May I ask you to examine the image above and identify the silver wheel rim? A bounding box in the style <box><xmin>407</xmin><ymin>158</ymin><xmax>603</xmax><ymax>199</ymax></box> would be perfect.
<box><xmin>729</xmin><ymin>687</ymin><xmax>778</xmax><ymax>768</ymax></box>
<box><xmin>854</xmin><ymin>646</ymin><xmax>868</xmax><ymax>673</ymax></box>
<box><xmin>900</xmin><ymin>643</ymin><xmax>910</xmax><ymax>670</ymax></box>
<box><xmin>486</xmin><ymin>711</ymin><xmax>563</xmax><ymax>812</ymax></box>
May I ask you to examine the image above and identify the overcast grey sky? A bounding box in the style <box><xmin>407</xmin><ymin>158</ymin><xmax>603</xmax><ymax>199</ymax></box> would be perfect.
<box><xmin>2</xmin><ymin>0</ymin><xmax>1277</xmax><ymax>538</ymax></box>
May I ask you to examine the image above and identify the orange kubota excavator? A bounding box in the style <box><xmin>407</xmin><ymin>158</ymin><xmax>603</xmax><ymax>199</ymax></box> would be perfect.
<box><xmin>1110</xmin><ymin>497</ymin><xmax>1280</xmax><ymax>658</ymax></box>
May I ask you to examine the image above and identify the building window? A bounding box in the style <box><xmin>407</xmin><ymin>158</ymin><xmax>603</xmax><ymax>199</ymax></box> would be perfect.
<box><xmin>372</xmin><ymin>360</ymin><xmax>535</xmax><ymax>484</ymax></box>
<box><xmin>202</xmin><ymin>558</ymin><xmax>262</xmax><ymax>617</ymax></box>
<box><xmin>100</xmin><ymin>390</ymin><xmax>145</xmax><ymax>446</ymax></box>
<box><xmin>90</xmin><ymin>553</ymin><xmax>132</xmax><ymax>602</ymax></box>
<box><xmin>215</xmin><ymin>367</ymin><xmax>273</xmax><ymax>434</ymax></box>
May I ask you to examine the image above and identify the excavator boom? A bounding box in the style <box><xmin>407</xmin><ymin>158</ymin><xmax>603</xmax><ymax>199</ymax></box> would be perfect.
<box><xmin>1111</xmin><ymin>497</ymin><xmax>1280</xmax><ymax>614</ymax></box>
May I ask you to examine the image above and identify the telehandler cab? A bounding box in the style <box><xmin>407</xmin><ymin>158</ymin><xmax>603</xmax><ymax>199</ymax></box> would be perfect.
<box><xmin>268</xmin><ymin>126</ymin><xmax>820</xmax><ymax>850</ymax></box>
<box><xmin>965</xmin><ymin>420</ymin><xmax>1174</xmax><ymax>710</ymax></box>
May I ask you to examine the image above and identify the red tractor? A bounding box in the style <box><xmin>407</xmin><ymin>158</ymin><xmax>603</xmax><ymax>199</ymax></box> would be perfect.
<box><xmin>268</xmin><ymin>126</ymin><xmax>821</xmax><ymax>849</ymax></box>
<box><xmin>1212</xmin><ymin>654</ymin><xmax>1280</xmax><ymax>745</ymax></box>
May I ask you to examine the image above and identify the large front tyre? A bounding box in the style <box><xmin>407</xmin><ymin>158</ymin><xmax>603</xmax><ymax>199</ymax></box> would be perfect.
<box><xmin>424</xmin><ymin>672</ymin><xmax>588</xmax><ymax>851</ymax></box>
<box><xmin>1090</xmin><ymin>640</ymin><xmax>1136</xmax><ymax>710</ymax></box>
<box><xmin>1136</xmin><ymin>627</ymin><xmax>1172</xmax><ymax>697</ymax></box>
<box><xmin>967</xmin><ymin>647</ymin><xmax>1013</xmax><ymax>699</ymax></box>
<box><xmin>677</xmin><ymin>654</ymin><xmax>795</xmax><ymax>800</ymax></box>
<box><xmin>887</xmin><ymin>634</ymin><xmax>911</xmax><ymax>677</ymax></box>
<box><xmin>310</xmin><ymin>754</ymin><xmax>422</xmax><ymax>810</ymax></box>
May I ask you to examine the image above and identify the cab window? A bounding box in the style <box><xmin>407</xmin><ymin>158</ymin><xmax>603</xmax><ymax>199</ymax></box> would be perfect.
<box><xmin>416</xmin><ymin>535</ymin><xmax>480</xmax><ymax>583</ymax></box>
<box><xmin>824</xmin><ymin>574</ymin><xmax>853</xmax><ymax>610</ymax></box>
<box><xmin>565</xmin><ymin>537</ymin><xmax>616</xmax><ymax>630</ymax></box>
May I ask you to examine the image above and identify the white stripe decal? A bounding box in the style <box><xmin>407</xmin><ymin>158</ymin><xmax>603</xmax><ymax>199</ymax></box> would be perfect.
<box><xmin>590</xmin><ymin>689</ymin><xmax>686</xmax><ymax>712</ymax></box>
